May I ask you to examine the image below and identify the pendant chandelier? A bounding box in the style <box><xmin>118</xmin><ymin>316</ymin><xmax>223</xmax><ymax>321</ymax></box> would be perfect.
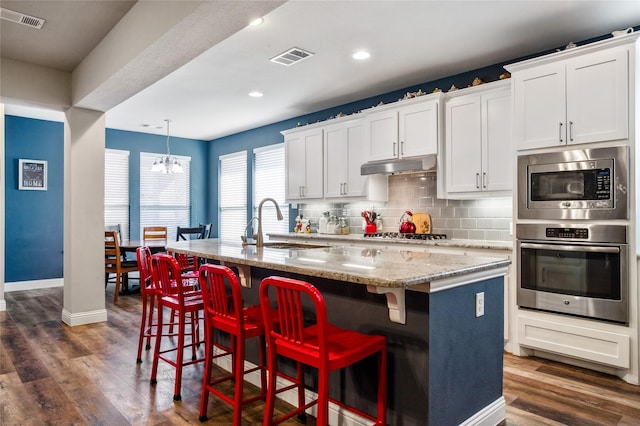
<box><xmin>151</xmin><ymin>119</ymin><xmax>183</xmax><ymax>174</ymax></box>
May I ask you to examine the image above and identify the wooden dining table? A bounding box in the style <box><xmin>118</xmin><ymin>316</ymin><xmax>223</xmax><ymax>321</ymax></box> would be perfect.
<box><xmin>120</xmin><ymin>239</ymin><xmax>167</xmax><ymax>254</ymax></box>
<box><xmin>116</xmin><ymin>239</ymin><xmax>167</xmax><ymax>294</ymax></box>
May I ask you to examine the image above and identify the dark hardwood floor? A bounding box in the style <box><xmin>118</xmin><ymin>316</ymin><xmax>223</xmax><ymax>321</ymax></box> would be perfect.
<box><xmin>1</xmin><ymin>287</ymin><xmax>639</xmax><ymax>425</ymax></box>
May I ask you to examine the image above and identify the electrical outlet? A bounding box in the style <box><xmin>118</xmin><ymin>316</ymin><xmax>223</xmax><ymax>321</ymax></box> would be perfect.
<box><xmin>475</xmin><ymin>292</ymin><xmax>485</xmax><ymax>317</ymax></box>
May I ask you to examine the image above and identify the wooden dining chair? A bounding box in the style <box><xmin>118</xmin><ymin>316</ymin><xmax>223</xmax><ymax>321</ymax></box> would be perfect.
<box><xmin>105</xmin><ymin>231</ymin><xmax>138</xmax><ymax>303</ymax></box>
<box><xmin>143</xmin><ymin>226</ymin><xmax>167</xmax><ymax>242</ymax></box>
<box><xmin>105</xmin><ymin>224</ymin><xmax>122</xmax><ymax>242</ymax></box>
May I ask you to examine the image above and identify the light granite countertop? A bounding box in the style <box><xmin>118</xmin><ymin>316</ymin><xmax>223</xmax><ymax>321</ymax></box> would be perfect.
<box><xmin>267</xmin><ymin>232</ymin><xmax>513</xmax><ymax>251</ymax></box>
<box><xmin>166</xmin><ymin>238</ymin><xmax>511</xmax><ymax>290</ymax></box>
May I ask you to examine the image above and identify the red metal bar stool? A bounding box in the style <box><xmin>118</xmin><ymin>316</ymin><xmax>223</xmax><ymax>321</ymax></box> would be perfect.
<box><xmin>135</xmin><ymin>246</ymin><xmax>157</xmax><ymax>363</ymax></box>
<box><xmin>260</xmin><ymin>276</ymin><xmax>387</xmax><ymax>426</ymax></box>
<box><xmin>198</xmin><ymin>264</ymin><xmax>270</xmax><ymax>424</ymax></box>
<box><xmin>150</xmin><ymin>253</ymin><xmax>205</xmax><ymax>401</ymax></box>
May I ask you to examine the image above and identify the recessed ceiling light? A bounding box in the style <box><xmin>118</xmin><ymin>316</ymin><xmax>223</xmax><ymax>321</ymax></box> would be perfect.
<box><xmin>352</xmin><ymin>50</ymin><xmax>371</xmax><ymax>60</ymax></box>
<box><xmin>249</xmin><ymin>17</ymin><xmax>264</xmax><ymax>26</ymax></box>
<box><xmin>249</xmin><ymin>91</ymin><xmax>263</xmax><ymax>98</ymax></box>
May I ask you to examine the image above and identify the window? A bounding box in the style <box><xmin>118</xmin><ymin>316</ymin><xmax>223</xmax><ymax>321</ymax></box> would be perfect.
<box><xmin>219</xmin><ymin>151</ymin><xmax>247</xmax><ymax>242</ymax></box>
<box><xmin>254</xmin><ymin>144</ymin><xmax>289</xmax><ymax>234</ymax></box>
<box><xmin>140</xmin><ymin>152</ymin><xmax>191</xmax><ymax>241</ymax></box>
<box><xmin>104</xmin><ymin>149</ymin><xmax>130</xmax><ymax>239</ymax></box>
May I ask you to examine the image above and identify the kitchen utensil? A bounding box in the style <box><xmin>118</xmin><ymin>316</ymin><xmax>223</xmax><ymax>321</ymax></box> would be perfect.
<box><xmin>412</xmin><ymin>212</ymin><xmax>432</xmax><ymax>234</ymax></box>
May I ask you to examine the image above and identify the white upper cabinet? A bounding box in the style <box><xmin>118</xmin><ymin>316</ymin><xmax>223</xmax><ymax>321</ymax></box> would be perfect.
<box><xmin>324</xmin><ymin>119</ymin><xmax>367</xmax><ymax>198</ymax></box>
<box><xmin>444</xmin><ymin>81</ymin><xmax>512</xmax><ymax>198</ymax></box>
<box><xmin>511</xmin><ymin>44</ymin><xmax>629</xmax><ymax>151</ymax></box>
<box><xmin>284</xmin><ymin>127</ymin><xmax>323</xmax><ymax>201</ymax></box>
<box><xmin>366</xmin><ymin>94</ymin><xmax>441</xmax><ymax>161</ymax></box>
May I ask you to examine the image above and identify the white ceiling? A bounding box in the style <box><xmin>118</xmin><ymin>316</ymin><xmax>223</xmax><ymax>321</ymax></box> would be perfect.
<box><xmin>3</xmin><ymin>1</ymin><xmax>640</xmax><ymax>141</ymax></box>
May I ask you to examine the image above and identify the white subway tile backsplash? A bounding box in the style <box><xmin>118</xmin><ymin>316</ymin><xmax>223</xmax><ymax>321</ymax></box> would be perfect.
<box><xmin>297</xmin><ymin>173</ymin><xmax>512</xmax><ymax>241</ymax></box>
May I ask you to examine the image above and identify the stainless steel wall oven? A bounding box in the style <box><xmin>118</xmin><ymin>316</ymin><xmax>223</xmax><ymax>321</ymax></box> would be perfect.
<box><xmin>517</xmin><ymin>223</ymin><xmax>628</xmax><ymax>324</ymax></box>
<box><xmin>517</xmin><ymin>146</ymin><xmax>629</xmax><ymax>220</ymax></box>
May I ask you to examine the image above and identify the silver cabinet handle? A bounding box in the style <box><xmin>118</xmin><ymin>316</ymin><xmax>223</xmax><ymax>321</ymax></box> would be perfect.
<box><xmin>343</xmin><ymin>182</ymin><xmax>347</xmax><ymax>194</ymax></box>
<box><xmin>569</xmin><ymin>121</ymin><xmax>574</xmax><ymax>142</ymax></box>
<box><xmin>393</xmin><ymin>142</ymin><xmax>397</xmax><ymax>157</ymax></box>
<box><xmin>482</xmin><ymin>172</ymin><xmax>487</xmax><ymax>189</ymax></box>
<box><xmin>559</xmin><ymin>122</ymin><xmax>564</xmax><ymax>144</ymax></box>
<box><xmin>400</xmin><ymin>141</ymin><xmax>405</xmax><ymax>156</ymax></box>
<box><xmin>476</xmin><ymin>173</ymin><xmax>480</xmax><ymax>189</ymax></box>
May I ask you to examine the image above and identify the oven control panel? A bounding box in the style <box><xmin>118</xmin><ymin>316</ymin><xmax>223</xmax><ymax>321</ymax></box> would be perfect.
<box><xmin>545</xmin><ymin>227</ymin><xmax>589</xmax><ymax>239</ymax></box>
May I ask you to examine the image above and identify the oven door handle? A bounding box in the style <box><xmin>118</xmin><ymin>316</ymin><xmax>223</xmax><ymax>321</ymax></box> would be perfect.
<box><xmin>520</xmin><ymin>242</ymin><xmax>620</xmax><ymax>254</ymax></box>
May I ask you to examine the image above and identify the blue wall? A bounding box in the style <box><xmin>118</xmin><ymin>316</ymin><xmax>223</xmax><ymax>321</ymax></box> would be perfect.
<box><xmin>3</xmin><ymin>119</ymin><xmax>208</xmax><ymax>283</ymax></box>
<box><xmin>5</xmin><ymin>116</ymin><xmax>64</xmax><ymax>282</ymax></box>
<box><xmin>106</xmin><ymin>129</ymin><xmax>208</xmax><ymax>239</ymax></box>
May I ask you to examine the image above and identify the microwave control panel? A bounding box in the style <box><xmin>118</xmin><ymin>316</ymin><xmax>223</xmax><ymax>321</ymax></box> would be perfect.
<box><xmin>546</xmin><ymin>227</ymin><xmax>589</xmax><ymax>239</ymax></box>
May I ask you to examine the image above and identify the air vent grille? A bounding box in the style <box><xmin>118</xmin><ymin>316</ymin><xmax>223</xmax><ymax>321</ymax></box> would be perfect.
<box><xmin>270</xmin><ymin>47</ymin><xmax>314</xmax><ymax>66</ymax></box>
<box><xmin>1</xmin><ymin>7</ymin><xmax>45</xmax><ymax>29</ymax></box>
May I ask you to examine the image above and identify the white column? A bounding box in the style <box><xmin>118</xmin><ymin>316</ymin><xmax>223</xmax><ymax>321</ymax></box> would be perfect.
<box><xmin>62</xmin><ymin>107</ymin><xmax>107</xmax><ymax>325</ymax></box>
<box><xmin>0</xmin><ymin>103</ymin><xmax>6</xmax><ymax>311</ymax></box>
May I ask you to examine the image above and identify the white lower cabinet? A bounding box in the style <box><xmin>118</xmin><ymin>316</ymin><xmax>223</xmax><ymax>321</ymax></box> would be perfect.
<box><xmin>444</xmin><ymin>81</ymin><xmax>512</xmax><ymax>198</ymax></box>
<box><xmin>518</xmin><ymin>313</ymin><xmax>630</xmax><ymax>369</ymax></box>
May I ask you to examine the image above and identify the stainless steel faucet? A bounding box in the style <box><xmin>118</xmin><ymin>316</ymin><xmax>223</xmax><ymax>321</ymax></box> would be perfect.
<box><xmin>241</xmin><ymin>216</ymin><xmax>259</xmax><ymax>246</ymax></box>
<box><xmin>256</xmin><ymin>197</ymin><xmax>283</xmax><ymax>247</ymax></box>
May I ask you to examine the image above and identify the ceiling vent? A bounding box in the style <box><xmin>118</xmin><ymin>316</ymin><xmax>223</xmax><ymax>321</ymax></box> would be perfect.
<box><xmin>1</xmin><ymin>7</ymin><xmax>45</xmax><ymax>29</ymax></box>
<box><xmin>270</xmin><ymin>47</ymin><xmax>314</xmax><ymax>66</ymax></box>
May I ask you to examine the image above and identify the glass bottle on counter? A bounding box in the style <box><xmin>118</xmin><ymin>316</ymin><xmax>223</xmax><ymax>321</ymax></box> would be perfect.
<box><xmin>340</xmin><ymin>217</ymin><xmax>350</xmax><ymax>235</ymax></box>
<box><xmin>319</xmin><ymin>211</ymin><xmax>329</xmax><ymax>234</ymax></box>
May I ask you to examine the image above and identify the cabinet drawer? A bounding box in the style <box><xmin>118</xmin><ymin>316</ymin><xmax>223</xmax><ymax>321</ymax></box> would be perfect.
<box><xmin>518</xmin><ymin>314</ymin><xmax>629</xmax><ymax>368</ymax></box>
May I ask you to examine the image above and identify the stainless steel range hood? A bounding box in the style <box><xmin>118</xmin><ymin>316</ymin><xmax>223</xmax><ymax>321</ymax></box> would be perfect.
<box><xmin>360</xmin><ymin>155</ymin><xmax>437</xmax><ymax>175</ymax></box>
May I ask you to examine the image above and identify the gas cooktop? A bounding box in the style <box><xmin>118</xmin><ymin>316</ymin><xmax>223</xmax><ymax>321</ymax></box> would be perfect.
<box><xmin>363</xmin><ymin>232</ymin><xmax>447</xmax><ymax>240</ymax></box>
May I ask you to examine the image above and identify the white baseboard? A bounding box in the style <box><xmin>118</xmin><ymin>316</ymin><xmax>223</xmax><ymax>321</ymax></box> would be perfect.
<box><xmin>211</xmin><ymin>348</ymin><xmax>504</xmax><ymax>426</ymax></box>
<box><xmin>62</xmin><ymin>308</ymin><xmax>108</xmax><ymax>326</ymax></box>
<box><xmin>4</xmin><ymin>278</ymin><xmax>64</xmax><ymax>292</ymax></box>
<box><xmin>460</xmin><ymin>396</ymin><xmax>506</xmax><ymax>426</ymax></box>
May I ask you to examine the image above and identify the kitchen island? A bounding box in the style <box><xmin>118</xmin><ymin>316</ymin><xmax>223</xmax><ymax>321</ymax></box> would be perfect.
<box><xmin>167</xmin><ymin>239</ymin><xmax>510</xmax><ymax>426</ymax></box>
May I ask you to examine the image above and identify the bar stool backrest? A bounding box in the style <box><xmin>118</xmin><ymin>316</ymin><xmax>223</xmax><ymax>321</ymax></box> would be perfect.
<box><xmin>260</xmin><ymin>276</ymin><xmax>328</xmax><ymax>353</ymax></box>
<box><xmin>199</xmin><ymin>264</ymin><xmax>245</xmax><ymax>332</ymax></box>
<box><xmin>152</xmin><ymin>253</ymin><xmax>184</xmax><ymax>301</ymax></box>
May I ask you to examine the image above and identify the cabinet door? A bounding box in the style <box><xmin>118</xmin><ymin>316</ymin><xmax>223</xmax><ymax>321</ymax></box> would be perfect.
<box><xmin>366</xmin><ymin>109</ymin><xmax>398</xmax><ymax>161</ymax></box>
<box><xmin>285</xmin><ymin>133</ymin><xmax>307</xmax><ymax>200</ymax></box>
<box><xmin>324</xmin><ymin>124</ymin><xmax>348</xmax><ymax>198</ymax></box>
<box><xmin>285</xmin><ymin>128</ymin><xmax>323</xmax><ymax>200</ymax></box>
<box><xmin>514</xmin><ymin>62</ymin><xmax>566</xmax><ymax>150</ymax></box>
<box><xmin>566</xmin><ymin>46</ymin><xmax>628</xmax><ymax>144</ymax></box>
<box><xmin>445</xmin><ymin>96</ymin><xmax>482</xmax><ymax>193</ymax></box>
<box><xmin>399</xmin><ymin>99</ymin><xmax>439</xmax><ymax>158</ymax></box>
<box><xmin>303</xmin><ymin>130</ymin><xmax>324</xmax><ymax>199</ymax></box>
<box><xmin>482</xmin><ymin>88</ymin><xmax>513</xmax><ymax>192</ymax></box>
<box><xmin>345</xmin><ymin>122</ymin><xmax>367</xmax><ymax>196</ymax></box>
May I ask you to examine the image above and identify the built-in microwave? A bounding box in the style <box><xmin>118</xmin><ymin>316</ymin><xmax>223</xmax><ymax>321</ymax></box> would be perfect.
<box><xmin>517</xmin><ymin>146</ymin><xmax>629</xmax><ymax>220</ymax></box>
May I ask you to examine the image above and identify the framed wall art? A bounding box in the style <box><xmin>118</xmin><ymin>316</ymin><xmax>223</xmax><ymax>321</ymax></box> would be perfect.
<box><xmin>19</xmin><ymin>159</ymin><xmax>48</xmax><ymax>191</ymax></box>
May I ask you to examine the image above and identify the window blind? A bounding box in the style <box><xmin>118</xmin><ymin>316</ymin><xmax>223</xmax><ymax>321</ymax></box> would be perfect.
<box><xmin>219</xmin><ymin>151</ymin><xmax>247</xmax><ymax>242</ymax></box>
<box><xmin>254</xmin><ymin>144</ymin><xmax>289</xmax><ymax>234</ymax></box>
<box><xmin>140</xmin><ymin>152</ymin><xmax>191</xmax><ymax>241</ymax></box>
<box><xmin>104</xmin><ymin>149</ymin><xmax>130</xmax><ymax>239</ymax></box>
